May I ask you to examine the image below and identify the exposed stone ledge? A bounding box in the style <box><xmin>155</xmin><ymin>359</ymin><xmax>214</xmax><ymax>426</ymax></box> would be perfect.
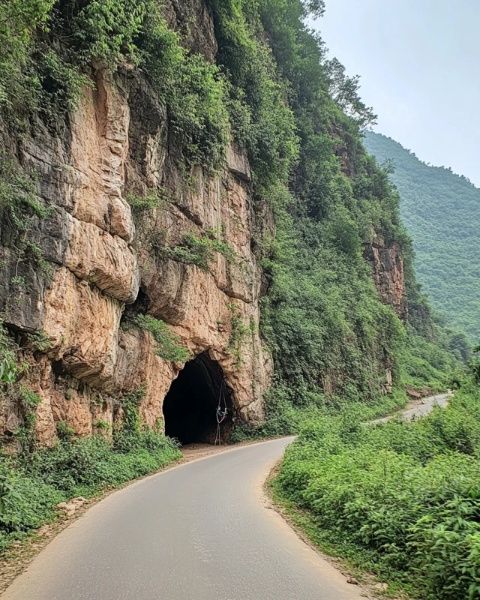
<box><xmin>226</xmin><ymin>144</ymin><xmax>252</xmax><ymax>182</ymax></box>
<box><xmin>43</xmin><ymin>267</ymin><xmax>123</xmax><ymax>386</ymax></box>
<box><xmin>64</xmin><ymin>214</ymin><xmax>139</xmax><ymax>304</ymax></box>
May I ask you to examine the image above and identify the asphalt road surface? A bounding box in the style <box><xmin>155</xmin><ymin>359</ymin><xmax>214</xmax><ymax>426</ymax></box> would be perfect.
<box><xmin>2</xmin><ymin>437</ymin><xmax>367</xmax><ymax>600</ymax></box>
<box><xmin>370</xmin><ymin>392</ymin><xmax>450</xmax><ymax>425</ymax></box>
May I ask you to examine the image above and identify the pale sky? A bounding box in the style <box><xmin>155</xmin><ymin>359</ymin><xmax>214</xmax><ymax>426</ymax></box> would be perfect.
<box><xmin>313</xmin><ymin>0</ymin><xmax>480</xmax><ymax>187</ymax></box>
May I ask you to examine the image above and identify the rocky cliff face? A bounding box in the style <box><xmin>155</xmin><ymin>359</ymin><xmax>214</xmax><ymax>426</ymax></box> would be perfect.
<box><xmin>0</xmin><ymin>70</ymin><xmax>271</xmax><ymax>447</ymax></box>
<box><xmin>0</xmin><ymin>0</ymin><xmax>407</xmax><ymax>446</ymax></box>
<box><xmin>365</xmin><ymin>238</ymin><xmax>407</xmax><ymax>319</ymax></box>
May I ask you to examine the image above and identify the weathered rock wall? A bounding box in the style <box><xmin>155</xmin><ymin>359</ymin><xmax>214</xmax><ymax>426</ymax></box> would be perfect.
<box><xmin>365</xmin><ymin>239</ymin><xmax>407</xmax><ymax>319</ymax></box>
<box><xmin>0</xmin><ymin>63</ymin><xmax>271</xmax><ymax>446</ymax></box>
<box><xmin>0</xmin><ymin>0</ymin><xmax>406</xmax><ymax>446</ymax></box>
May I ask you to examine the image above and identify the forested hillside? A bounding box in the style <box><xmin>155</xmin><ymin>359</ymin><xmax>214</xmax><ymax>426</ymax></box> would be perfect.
<box><xmin>364</xmin><ymin>131</ymin><xmax>480</xmax><ymax>342</ymax></box>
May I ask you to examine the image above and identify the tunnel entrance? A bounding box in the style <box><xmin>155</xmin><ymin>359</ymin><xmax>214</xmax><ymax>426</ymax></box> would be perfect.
<box><xmin>163</xmin><ymin>352</ymin><xmax>234</xmax><ymax>445</ymax></box>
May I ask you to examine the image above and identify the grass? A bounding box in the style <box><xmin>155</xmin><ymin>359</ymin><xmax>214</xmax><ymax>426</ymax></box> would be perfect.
<box><xmin>231</xmin><ymin>386</ymin><xmax>409</xmax><ymax>442</ymax></box>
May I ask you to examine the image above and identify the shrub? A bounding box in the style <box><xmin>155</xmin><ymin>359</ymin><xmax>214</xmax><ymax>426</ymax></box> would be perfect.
<box><xmin>140</xmin><ymin>7</ymin><xmax>230</xmax><ymax>169</ymax></box>
<box><xmin>0</xmin><ymin>322</ymin><xmax>18</xmax><ymax>384</ymax></box>
<box><xmin>275</xmin><ymin>384</ymin><xmax>480</xmax><ymax>599</ymax></box>
<box><xmin>0</xmin><ymin>459</ymin><xmax>63</xmax><ymax>550</ymax></box>
<box><xmin>0</xmin><ymin>426</ymin><xmax>180</xmax><ymax>552</ymax></box>
<box><xmin>126</xmin><ymin>191</ymin><xmax>164</xmax><ymax>213</ymax></box>
<box><xmin>0</xmin><ymin>0</ymin><xmax>55</xmax><ymax>110</ymax></box>
<box><xmin>161</xmin><ymin>230</ymin><xmax>236</xmax><ymax>271</ymax></box>
<box><xmin>227</xmin><ymin>303</ymin><xmax>249</xmax><ymax>367</ymax></box>
<box><xmin>208</xmin><ymin>0</ymin><xmax>299</xmax><ymax>188</ymax></box>
<box><xmin>36</xmin><ymin>48</ymin><xmax>90</xmax><ymax>120</ymax></box>
<box><xmin>131</xmin><ymin>315</ymin><xmax>190</xmax><ymax>362</ymax></box>
<box><xmin>72</xmin><ymin>0</ymin><xmax>146</xmax><ymax>68</ymax></box>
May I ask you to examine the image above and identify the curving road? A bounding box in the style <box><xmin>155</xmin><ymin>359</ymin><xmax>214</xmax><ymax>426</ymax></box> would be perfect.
<box><xmin>2</xmin><ymin>438</ymin><xmax>367</xmax><ymax>600</ymax></box>
<box><xmin>370</xmin><ymin>392</ymin><xmax>450</xmax><ymax>425</ymax></box>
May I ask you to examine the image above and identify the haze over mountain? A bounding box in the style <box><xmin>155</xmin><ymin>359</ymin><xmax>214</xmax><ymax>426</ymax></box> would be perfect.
<box><xmin>317</xmin><ymin>0</ymin><xmax>480</xmax><ymax>188</ymax></box>
<box><xmin>364</xmin><ymin>131</ymin><xmax>480</xmax><ymax>342</ymax></box>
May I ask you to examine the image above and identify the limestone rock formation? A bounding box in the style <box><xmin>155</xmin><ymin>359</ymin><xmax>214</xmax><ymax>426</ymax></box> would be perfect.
<box><xmin>365</xmin><ymin>239</ymin><xmax>407</xmax><ymax>318</ymax></box>
<box><xmin>0</xmin><ymin>62</ymin><xmax>272</xmax><ymax>446</ymax></box>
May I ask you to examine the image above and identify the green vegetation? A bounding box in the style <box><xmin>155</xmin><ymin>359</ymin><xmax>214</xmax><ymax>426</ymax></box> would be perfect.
<box><xmin>0</xmin><ymin>153</ymin><xmax>54</xmax><ymax>289</ymax></box>
<box><xmin>208</xmin><ymin>0</ymin><xmax>299</xmax><ymax>189</ymax></box>
<box><xmin>206</xmin><ymin>0</ymin><xmax>455</xmax><ymax>405</ymax></box>
<box><xmin>0</xmin><ymin>322</ymin><xmax>18</xmax><ymax>384</ymax></box>
<box><xmin>0</xmin><ymin>155</ymin><xmax>49</xmax><ymax>237</ymax></box>
<box><xmin>161</xmin><ymin>230</ymin><xmax>236</xmax><ymax>271</ymax></box>
<box><xmin>274</xmin><ymin>380</ymin><xmax>480</xmax><ymax>599</ymax></box>
<box><xmin>1</xmin><ymin>0</ymin><xmax>459</xmax><ymax>405</ymax></box>
<box><xmin>0</xmin><ymin>429</ymin><xmax>180</xmax><ymax>552</ymax></box>
<box><xmin>1</xmin><ymin>0</ymin><xmax>230</xmax><ymax>166</ymax></box>
<box><xmin>125</xmin><ymin>190</ymin><xmax>164</xmax><ymax>213</ymax></box>
<box><xmin>471</xmin><ymin>347</ymin><xmax>480</xmax><ymax>384</ymax></box>
<box><xmin>27</xmin><ymin>330</ymin><xmax>52</xmax><ymax>353</ymax></box>
<box><xmin>131</xmin><ymin>315</ymin><xmax>189</xmax><ymax>363</ymax></box>
<box><xmin>0</xmin><ymin>388</ymin><xmax>178</xmax><ymax>553</ymax></box>
<box><xmin>401</xmin><ymin>328</ymin><xmax>461</xmax><ymax>392</ymax></box>
<box><xmin>0</xmin><ymin>0</ymin><xmax>55</xmax><ymax>110</ymax></box>
<box><xmin>227</xmin><ymin>303</ymin><xmax>250</xmax><ymax>368</ymax></box>
<box><xmin>364</xmin><ymin>131</ymin><xmax>480</xmax><ymax>343</ymax></box>
<box><xmin>1</xmin><ymin>4</ymin><xmax>471</xmax><ymax>591</ymax></box>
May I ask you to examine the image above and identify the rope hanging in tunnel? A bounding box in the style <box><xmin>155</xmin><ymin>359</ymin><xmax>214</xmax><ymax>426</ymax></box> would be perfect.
<box><xmin>214</xmin><ymin>379</ymin><xmax>228</xmax><ymax>445</ymax></box>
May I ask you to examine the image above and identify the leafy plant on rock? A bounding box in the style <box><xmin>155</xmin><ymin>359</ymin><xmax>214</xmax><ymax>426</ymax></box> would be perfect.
<box><xmin>132</xmin><ymin>315</ymin><xmax>189</xmax><ymax>363</ymax></box>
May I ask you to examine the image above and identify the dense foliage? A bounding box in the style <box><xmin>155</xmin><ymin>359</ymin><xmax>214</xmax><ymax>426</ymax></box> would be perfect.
<box><xmin>130</xmin><ymin>315</ymin><xmax>190</xmax><ymax>362</ymax></box>
<box><xmin>275</xmin><ymin>382</ymin><xmax>480</xmax><ymax>599</ymax></box>
<box><xmin>0</xmin><ymin>0</ymin><xmax>230</xmax><ymax>167</ymax></box>
<box><xmin>1</xmin><ymin>316</ymin><xmax>180</xmax><ymax>552</ymax></box>
<box><xmin>0</xmin><ymin>423</ymin><xmax>180</xmax><ymax>552</ymax></box>
<box><xmin>0</xmin><ymin>4</ymin><xmax>467</xmax><ymax>585</ymax></box>
<box><xmin>1</xmin><ymin>0</ymin><xmax>457</xmax><ymax>404</ymax></box>
<box><xmin>364</xmin><ymin>131</ymin><xmax>480</xmax><ymax>343</ymax></box>
<box><xmin>207</xmin><ymin>0</ymin><xmax>410</xmax><ymax>404</ymax></box>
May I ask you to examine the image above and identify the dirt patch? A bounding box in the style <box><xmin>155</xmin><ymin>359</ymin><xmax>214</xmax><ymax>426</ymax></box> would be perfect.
<box><xmin>370</xmin><ymin>392</ymin><xmax>451</xmax><ymax>425</ymax></box>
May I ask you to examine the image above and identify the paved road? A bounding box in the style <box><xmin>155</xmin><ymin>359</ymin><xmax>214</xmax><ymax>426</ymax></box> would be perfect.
<box><xmin>2</xmin><ymin>438</ymin><xmax>367</xmax><ymax>600</ymax></box>
<box><xmin>370</xmin><ymin>392</ymin><xmax>450</xmax><ymax>425</ymax></box>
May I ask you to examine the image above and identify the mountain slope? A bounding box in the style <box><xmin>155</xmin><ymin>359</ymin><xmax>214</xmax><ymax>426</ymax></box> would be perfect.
<box><xmin>364</xmin><ymin>131</ymin><xmax>480</xmax><ymax>342</ymax></box>
<box><xmin>0</xmin><ymin>0</ymin><xmax>456</xmax><ymax>452</ymax></box>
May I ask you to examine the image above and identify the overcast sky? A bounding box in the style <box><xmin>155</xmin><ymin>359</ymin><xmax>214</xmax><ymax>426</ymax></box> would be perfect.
<box><xmin>313</xmin><ymin>0</ymin><xmax>480</xmax><ymax>187</ymax></box>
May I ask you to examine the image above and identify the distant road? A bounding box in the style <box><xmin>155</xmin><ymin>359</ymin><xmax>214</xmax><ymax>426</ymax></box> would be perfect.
<box><xmin>2</xmin><ymin>438</ymin><xmax>367</xmax><ymax>600</ymax></box>
<box><xmin>370</xmin><ymin>392</ymin><xmax>450</xmax><ymax>425</ymax></box>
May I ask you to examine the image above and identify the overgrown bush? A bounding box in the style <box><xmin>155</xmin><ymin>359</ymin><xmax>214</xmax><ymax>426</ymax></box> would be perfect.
<box><xmin>0</xmin><ymin>427</ymin><xmax>180</xmax><ymax>552</ymax></box>
<box><xmin>275</xmin><ymin>383</ymin><xmax>480</xmax><ymax>599</ymax></box>
<box><xmin>1</xmin><ymin>0</ymin><xmax>456</xmax><ymax>405</ymax></box>
<box><xmin>227</xmin><ymin>304</ymin><xmax>250</xmax><ymax>367</ymax></box>
<box><xmin>0</xmin><ymin>460</ymin><xmax>63</xmax><ymax>551</ymax></box>
<box><xmin>126</xmin><ymin>190</ymin><xmax>164</xmax><ymax>213</ymax></box>
<box><xmin>2</xmin><ymin>0</ymin><xmax>230</xmax><ymax>168</ymax></box>
<box><xmin>131</xmin><ymin>315</ymin><xmax>190</xmax><ymax>362</ymax></box>
<box><xmin>208</xmin><ymin>0</ymin><xmax>299</xmax><ymax>188</ymax></box>
<box><xmin>0</xmin><ymin>0</ymin><xmax>54</xmax><ymax>111</ymax></box>
<box><xmin>0</xmin><ymin>322</ymin><xmax>18</xmax><ymax>384</ymax></box>
<box><xmin>161</xmin><ymin>230</ymin><xmax>236</xmax><ymax>271</ymax></box>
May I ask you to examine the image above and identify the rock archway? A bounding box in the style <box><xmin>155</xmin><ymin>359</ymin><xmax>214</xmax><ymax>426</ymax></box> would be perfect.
<box><xmin>162</xmin><ymin>352</ymin><xmax>234</xmax><ymax>445</ymax></box>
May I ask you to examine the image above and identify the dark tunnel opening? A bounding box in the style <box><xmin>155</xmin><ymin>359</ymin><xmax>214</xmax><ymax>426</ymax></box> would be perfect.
<box><xmin>163</xmin><ymin>352</ymin><xmax>234</xmax><ymax>445</ymax></box>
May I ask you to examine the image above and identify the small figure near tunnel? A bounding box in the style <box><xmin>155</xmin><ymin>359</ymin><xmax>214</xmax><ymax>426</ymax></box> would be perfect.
<box><xmin>162</xmin><ymin>352</ymin><xmax>234</xmax><ymax>445</ymax></box>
